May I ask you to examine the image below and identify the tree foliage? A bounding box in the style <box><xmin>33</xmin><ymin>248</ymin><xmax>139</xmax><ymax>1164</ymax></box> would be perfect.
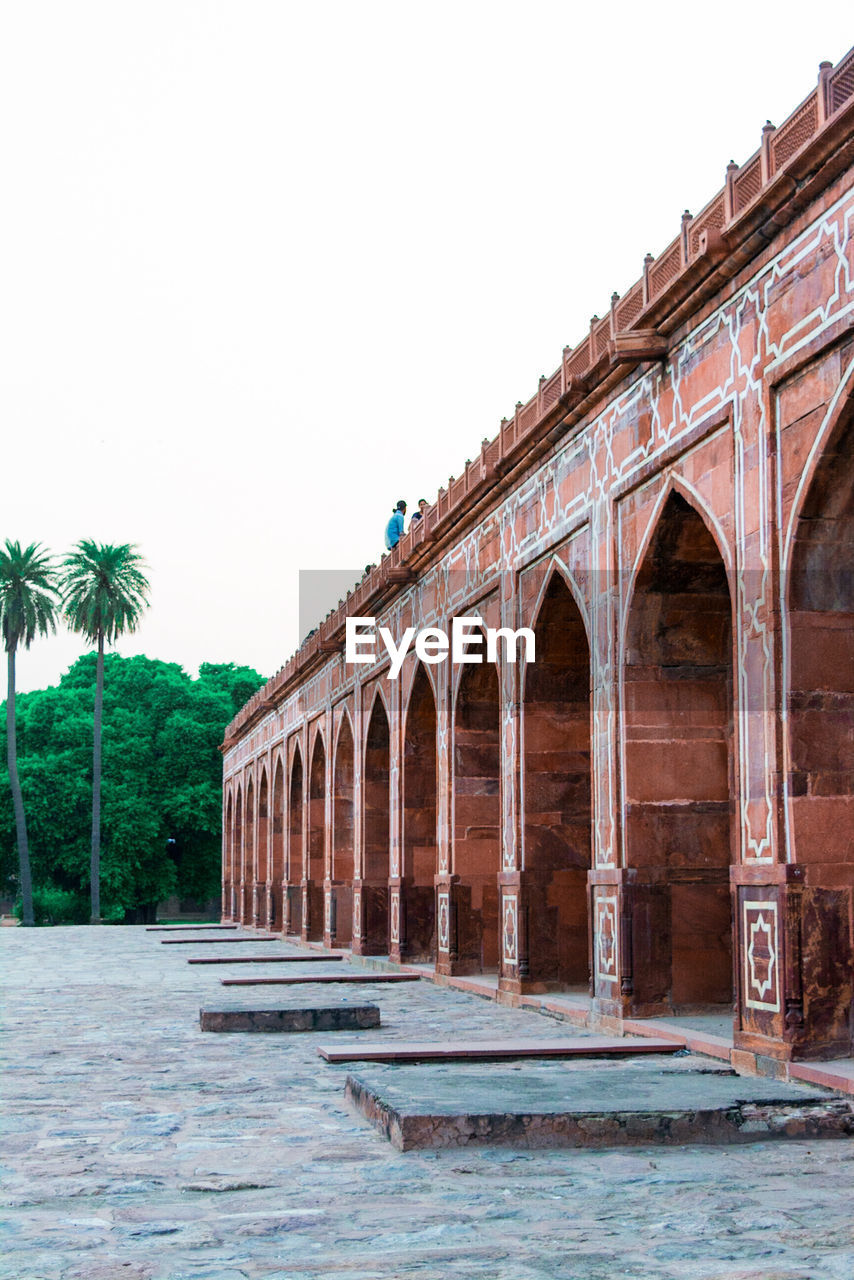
<box><xmin>0</xmin><ymin>540</ymin><xmax>62</xmax><ymax>924</ymax></box>
<box><xmin>0</xmin><ymin>654</ymin><xmax>265</xmax><ymax>922</ymax></box>
<box><xmin>61</xmin><ymin>540</ymin><xmax>151</xmax><ymax>921</ymax></box>
<box><xmin>62</xmin><ymin>541</ymin><xmax>150</xmax><ymax>644</ymax></box>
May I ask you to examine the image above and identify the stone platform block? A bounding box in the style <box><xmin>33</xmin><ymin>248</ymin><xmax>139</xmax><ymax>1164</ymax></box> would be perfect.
<box><xmin>188</xmin><ymin>953</ymin><xmax>345</xmax><ymax>965</ymax></box>
<box><xmin>162</xmin><ymin>935</ymin><xmax>278</xmax><ymax>944</ymax></box>
<box><xmin>344</xmin><ymin>1058</ymin><xmax>854</xmax><ymax>1151</ymax></box>
<box><xmin>200</xmin><ymin>1004</ymin><xmax>381</xmax><ymax>1033</ymax></box>
<box><xmin>222</xmin><ymin>971</ymin><xmax>420</xmax><ymax>986</ymax></box>
<box><xmin>317</xmin><ymin>1035</ymin><xmax>679</xmax><ymax>1063</ymax></box>
<box><xmin>146</xmin><ymin>924</ymin><xmax>239</xmax><ymax>931</ymax></box>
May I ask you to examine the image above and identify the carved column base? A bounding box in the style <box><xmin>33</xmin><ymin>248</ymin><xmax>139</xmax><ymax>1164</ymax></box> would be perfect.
<box><xmin>732</xmin><ymin>863</ymin><xmax>852</xmax><ymax>1063</ymax></box>
<box><xmin>350</xmin><ymin>880</ymin><xmax>389</xmax><ymax>955</ymax></box>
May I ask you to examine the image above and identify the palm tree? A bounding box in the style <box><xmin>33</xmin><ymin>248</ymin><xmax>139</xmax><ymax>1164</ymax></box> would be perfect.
<box><xmin>62</xmin><ymin>542</ymin><xmax>150</xmax><ymax>923</ymax></box>
<box><xmin>0</xmin><ymin>541</ymin><xmax>61</xmax><ymax>926</ymax></box>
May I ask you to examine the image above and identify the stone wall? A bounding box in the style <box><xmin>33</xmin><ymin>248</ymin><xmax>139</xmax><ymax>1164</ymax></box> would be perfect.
<box><xmin>222</xmin><ymin>51</ymin><xmax>854</xmax><ymax>1062</ymax></box>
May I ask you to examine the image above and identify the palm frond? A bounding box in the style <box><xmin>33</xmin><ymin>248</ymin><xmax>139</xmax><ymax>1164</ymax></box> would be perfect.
<box><xmin>0</xmin><ymin>540</ymin><xmax>61</xmax><ymax>652</ymax></box>
<box><xmin>61</xmin><ymin>541</ymin><xmax>150</xmax><ymax>645</ymax></box>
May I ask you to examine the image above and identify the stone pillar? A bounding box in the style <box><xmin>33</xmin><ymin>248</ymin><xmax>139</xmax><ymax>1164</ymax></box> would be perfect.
<box><xmin>730</xmin><ymin>384</ymin><xmax>785</xmax><ymax>1055</ymax></box>
<box><xmin>434</xmin><ymin>658</ymin><xmax>452</xmax><ymax>975</ymax></box>
<box><xmin>322</xmin><ymin>704</ymin><xmax>334</xmax><ymax>947</ymax></box>
<box><xmin>498</xmin><ymin>566</ymin><xmax>524</xmax><ymax>995</ymax></box>
<box><xmin>388</xmin><ymin>674</ymin><xmax>404</xmax><ymax>964</ymax></box>
<box><xmin>590</xmin><ymin>489</ymin><xmax>623</xmax><ymax>1019</ymax></box>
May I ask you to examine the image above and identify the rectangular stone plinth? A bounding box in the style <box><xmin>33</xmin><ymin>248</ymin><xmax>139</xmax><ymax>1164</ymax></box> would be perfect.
<box><xmin>200</xmin><ymin>1004</ymin><xmax>380</xmax><ymax>1033</ymax></box>
<box><xmin>317</xmin><ymin>1035</ymin><xmax>680</xmax><ymax>1064</ymax></box>
<box><xmin>187</xmin><ymin>954</ymin><xmax>345</xmax><ymax>965</ymax></box>
<box><xmin>221</xmin><ymin>972</ymin><xmax>420</xmax><ymax>986</ymax></box>
<box><xmin>162</xmin><ymin>936</ymin><xmax>278</xmax><ymax>944</ymax></box>
<box><xmin>344</xmin><ymin>1059</ymin><xmax>854</xmax><ymax>1151</ymax></box>
<box><xmin>146</xmin><ymin>924</ymin><xmax>239</xmax><ymax>931</ymax></box>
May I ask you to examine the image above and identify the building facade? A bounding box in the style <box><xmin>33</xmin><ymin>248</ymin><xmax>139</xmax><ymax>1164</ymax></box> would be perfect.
<box><xmin>222</xmin><ymin>51</ymin><xmax>854</xmax><ymax>1063</ymax></box>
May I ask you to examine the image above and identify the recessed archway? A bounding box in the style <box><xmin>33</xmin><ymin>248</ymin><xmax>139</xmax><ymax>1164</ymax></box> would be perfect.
<box><xmin>624</xmin><ymin>490</ymin><xmax>734</xmax><ymax>1013</ymax></box>
<box><xmin>270</xmin><ymin>758</ymin><xmax>285</xmax><ymax>931</ymax></box>
<box><xmin>257</xmin><ymin>769</ymin><xmax>269</xmax><ymax>919</ymax></box>
<box><xmin>453</xmin><ymin>656</ymin><xmax>501</xmax><ymax>972</ymax></box>
<box><xmin>524</xmin><ymin>572</ymin><xmax>591</xmax><ymax>988</ymax></box>
<box><xmin>362</xmin><ymin>694</ymin><xmax>391</xmax><ymax>954</ymax></box>
<box><xmin>233</xmin><ymin>787</ymin><xmax>243</xmax><ymax>921</ymax></box>
<box><xmin>244</xmin><ymin>778</ymin><xmax>255</xmax><ymax>924</ymax></box>
<box><xmin>306</xmin><ymin>733</ymin><xmax>326</xmax><ymax>941</ymax></box>
<box><xmin>287</xmin><ymin>746</ymin><xmax>304</xmax><ymax>935</ymax></box>
<box><xmin>332</xmin><ymin>715</ymin><xmax>355</xmax><ymax>946</ymax></box>
<box><xmin>224</xmin><ymin>791</ymin><xmax>234</xmax><ymax>918</ymax></box>
<box><xmin>402</xmin><ymin>665</ymin><xmax>438</xmax><ymax>962</ymax></box>
<box><xmin>788</xmin><ymin>406</ymin><xmax>854</xmax><ymax>1055</ymax></box>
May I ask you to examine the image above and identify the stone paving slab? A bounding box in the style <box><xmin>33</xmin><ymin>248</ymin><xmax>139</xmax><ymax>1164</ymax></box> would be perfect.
<box><xmin>345</xmin><ymin>1059</ymin><xmax>854</xmax><ymax>1151</ymax></box>
<box><xmin>222</xmin><ymin>971</ymin><xmax>420</xmax><ymax>986</ymax></box>
<box><xmin>162</xmin><ymin>935</ymin><xmax>279</xmax><ymax>944</ymax></box>
<box><xmin>4</xmin><ymin>926</ymin><xmax>854</xmax><ymax>1280</ymax></box>
<box><xmin>200</xmin><ymin>1004</ymin><xmax>381</xmax><ymax>1032</ymax></box>
<box><xmin>318</xmin><ymin>1035</ymin><xmax>681</xmax><ymax>1063</ymax></box>
<box><xmin>146</xmin><ymin>924</ymin><xmax>239</xmax><ymax>931</ymax></box>
<box><xmin>187</xmin><ymin>952</ymin><xmax>346</xmax><ymax>964</ymax></box>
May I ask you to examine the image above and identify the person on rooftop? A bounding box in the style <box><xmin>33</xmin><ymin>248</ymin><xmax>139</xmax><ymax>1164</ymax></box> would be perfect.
<box><xmin>410</xmin><ymin>498</ymin><xmax>429</xmax><ymax>526</ymax></box>
<box><xmin>384</xmin><ymin>500</ymin><xmax>407</xmax><ymax>550</ymax></box>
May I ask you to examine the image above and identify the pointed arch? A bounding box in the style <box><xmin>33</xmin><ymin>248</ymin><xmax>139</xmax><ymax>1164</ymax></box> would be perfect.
<box><xmin>783</xmin><ymin>351</ymin><xmax>854</xmax><ymax>575</ymax></box>
<box><xmin>623</xmin><ymin>474</ymin><xmax>734</xmax><ymax>647</ymax></box>
<box><xmin>224</xmin><ymin>789</ymin><xmax>234</xmax><ymax>918</ymax></box>
<box><xmin>402</xmin><ymin>651</ymin><xmax>440</xmax><ymax>723</ymax></box>
<box><xmin>287</xmin><ymin>741</ymin><xmax>304</xmax><ymax>934</ymax></box>
<box><xmin>333</xmin><ymin>703</ymin><xmax>355</xmax><ymax>762</ymax></box>
<box><xmin>270</xmin><ymin>752</ymin><xmax>285</xmax><ymax>931</ymax></box>
<box><xmin>623</xmin><ymin>487</ymin><xmax>734</xmax><ymax>1013</ymax></box>
<box><xmin>233</xmin><ymin>783</ymin><xmax>243</xmax><ymax>922</ymax></box>
<box><xmin>783</xmin><ymin>376</ymin><xmax>854</xmax><ymax>1056</ymax></box>
<box><xmin>523</xmin><ymin>570</ymin><xmax>592</xmax><ymax>987</ymax></box>
<box><xmin>244</xmin><ymin>776</ymin><xmax>255</xmax><ymax>923</ymax></box>
<box><xmin>332</xmin><ymin>708</ymin><xmax>355</xmax><ymax>945</ymax></box>
<box><xmin>362</xmin><ymin>688</ymin><xmax>390</xmax><ymax>953</ymax></box>
<box><xmin>306</xmin><ymin>729</ymin><xmax>327</xmax><ymax>940</ymax></box>
<box><xmin>527</xmin><ymin>557</ymin><xmax>592</xmax><ymax>649</ymax></box>
<box><xmin>257</xmin><ymin>765</ymin><xmax>269</xmax><ymax>887</ymax></box>
<box><xmin>452</xmin><ymin>641</ymin><xmax>501</xmax><ymax>973</ymax></box>
<box><xmin>308</xmin><ymin>720</ymin><xmax>326</xmax><ymax>778</ymax></box>
<box><xmin>365</xmin><ymin>679</ymin><xmax>391</xmax><ymax>733</ymax></box>
<box><xmin>402</xmin><ymin>662</ymin><xmax>438</xmax><ymax>962</ymax></box>
<box><xmin>333</xmin><ymin>708</ymin><xmax>355</xmax><ymax>882</ymax></box>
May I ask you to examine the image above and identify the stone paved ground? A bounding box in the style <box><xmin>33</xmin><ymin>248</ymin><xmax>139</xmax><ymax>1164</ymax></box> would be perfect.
<box><xmin>2</xmin><ymin>927</ymin><xmax>854</xmax><ymax>1280</ymax></box>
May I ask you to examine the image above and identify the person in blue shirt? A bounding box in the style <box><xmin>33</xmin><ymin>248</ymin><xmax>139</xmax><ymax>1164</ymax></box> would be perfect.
<box><xmin>410</xmin><ymin>498</ymin><xmax>428</xmax><ymax>526</ymax></box>
<box><xmin>384</xmin><ymin>500</ymin><xmax>407</xmax><ymax>550</ymax></box>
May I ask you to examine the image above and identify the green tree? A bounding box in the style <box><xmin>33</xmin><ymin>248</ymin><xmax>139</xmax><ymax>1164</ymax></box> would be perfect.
<box><xmin>0</xmin><ymin>654</ymin><xmax>266</xmax><ymax>921</ymax></box>
<box><xmin>61</xmin><ymin>542</ymin><xmax>150</xmax><ymax>923</ymax></box>
<box><xmin>0</xmin><ymin>541</ymin><xmax>61</xmax><ymax>925</ymax></box>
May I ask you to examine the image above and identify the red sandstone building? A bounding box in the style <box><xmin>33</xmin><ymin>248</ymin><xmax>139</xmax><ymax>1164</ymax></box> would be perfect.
<box><xmin>222</xmin><ymin>52</ymin><xmax>854</xmax><ymax>1065</ymax></box>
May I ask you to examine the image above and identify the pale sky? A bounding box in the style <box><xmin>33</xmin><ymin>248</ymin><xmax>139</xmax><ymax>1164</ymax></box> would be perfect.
<box><xmin>2</xmin><ymin>1</ymin><xmax>851</xmax><ymax>692</ymax></box>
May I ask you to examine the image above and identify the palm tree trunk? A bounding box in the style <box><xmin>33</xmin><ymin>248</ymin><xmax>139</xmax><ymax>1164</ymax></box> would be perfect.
<box><xmin>90</xmin><ymin>631</ymin><xmax>104</xmax><ymax>924</ymax></box>
<box><xmin>6</xmin><ymin>647</ymin><xmax>34</xmax><ymax>926</ymax></box>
